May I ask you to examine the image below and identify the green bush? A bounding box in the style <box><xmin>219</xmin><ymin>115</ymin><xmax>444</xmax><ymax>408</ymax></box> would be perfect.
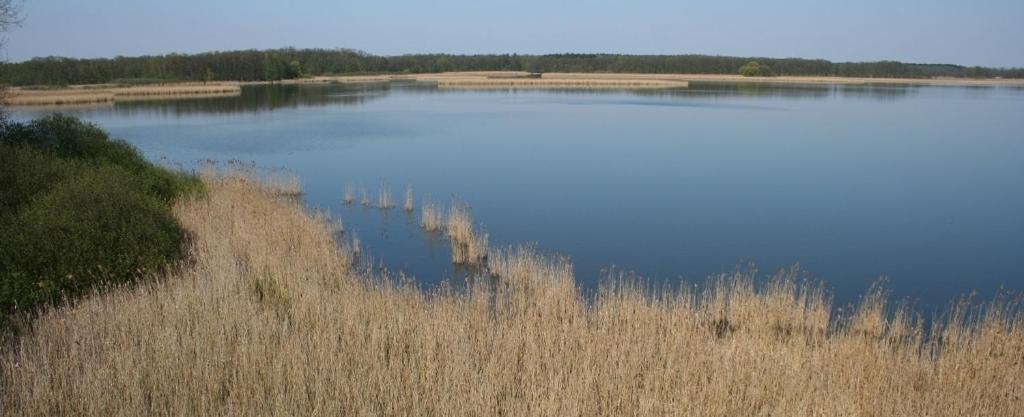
<box><xmin>739</xmin><ymin>61</ymin><xmax>773</xmax><ymax>77</ymax></box>
<box><xmin>1</xmin><ymin>114</ymin><xmax>202</xmax><ymax>203</ymax></box>
<box><xmin>1</xmin><ymin>166</ymin><xmax>184</xmax><ymax>309</ymax></box>
<box><xmin>0</xmin><ymin>145</ymin><xmax>77</xmax><ymax>214</ymax></box>
<box><xmin>0</xmin><ymin>114</ymin><xmax>200</xmax><ymax>330</ymax></box>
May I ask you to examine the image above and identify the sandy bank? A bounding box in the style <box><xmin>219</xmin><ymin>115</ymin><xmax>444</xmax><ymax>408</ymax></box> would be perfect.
<box><xmin>540</xmin><ymin>72</ymin><xmax>1024</xmax><ymax>86</ymax></box>
<box><xmin>2</xmin><ymin>83</ymin><xmax>242</xmax><ymax>106</ymax></box>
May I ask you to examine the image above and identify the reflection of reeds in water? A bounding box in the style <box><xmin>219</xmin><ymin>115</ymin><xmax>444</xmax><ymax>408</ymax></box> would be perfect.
<box><xmin>343</xmin><ymin>184</ymin><xmax>354</xmax><ymax>205</ymax></box>
<box><xmin>403</xmin><ymin>185</ymin><xmax>414</xmax><ymax>212</ymax></box>
<box><xmin>5</xmin><ymin>173</ymin><xmax>1022</xmax><ymax>416</ymax></box>
<box><xmin>420</xmin><ymin>201</ymin><xmax>443</xmax><ymax>231</ymax></box>
<box><xmin>351</xmin><ymin>232</ymin><xmax>361</xmax><ymax>257</ymax></box>
<box><xmin>377</xmin><ymin>184</ymin><xmax>394</xmax><ymax>209</ymax></box>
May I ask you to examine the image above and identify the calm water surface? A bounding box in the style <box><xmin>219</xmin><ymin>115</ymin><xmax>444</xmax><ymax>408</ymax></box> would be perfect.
<box><xmin>15</xmin><ymin>82</ymin><xmax>1024</xmax><ymax>308</ymax></box>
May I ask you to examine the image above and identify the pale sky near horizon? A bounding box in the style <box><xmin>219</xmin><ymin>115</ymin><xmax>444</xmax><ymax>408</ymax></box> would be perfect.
<box><xmin>3</xmin><ymin>0</ymin><xmax>1023</xmax><ymax>67</ymax></box>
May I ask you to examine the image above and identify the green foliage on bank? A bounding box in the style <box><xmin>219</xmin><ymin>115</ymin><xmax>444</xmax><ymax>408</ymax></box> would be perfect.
<box><xmin>0</xmin><ymin>114</ymin><xmax>201</xmax><ymax>330</ymax></box>
<box><xmin>738</xmin><ymin>61</ymin><xmax>773</xmax><ymax>77</ymax></box>
<box><xmin>1</xmin><ymin>48</ymin><xmax>1021</xmax><ymax>86</ymax></box>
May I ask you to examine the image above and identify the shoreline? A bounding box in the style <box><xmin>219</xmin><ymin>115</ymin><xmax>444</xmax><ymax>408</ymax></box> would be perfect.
<box><xmin>2</xmin><ymin>172</ymin><xmax>1020</xmax><ymax>415</ymax></box>
<box><xmin>2</xmin><ymin>83</ymin><xmax>242</xmax><ymax>106</ymax></box>
<box><xmin>5</xmin><ymin>71</ymin><xmax>1022</xmax><ymax>106</ymax></box>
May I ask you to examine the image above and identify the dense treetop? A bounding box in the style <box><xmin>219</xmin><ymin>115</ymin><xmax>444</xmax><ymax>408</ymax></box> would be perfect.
<box><xmin>1</xmin><ymin>48</ymin><xmax>1022</xmax><ymax>86</ymax></box>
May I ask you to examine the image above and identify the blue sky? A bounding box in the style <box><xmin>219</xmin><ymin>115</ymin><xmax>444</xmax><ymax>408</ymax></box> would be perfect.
<box><xmin>4</xmin><ymin>0</ymin><xmax>1023</xmax><ymax>67</ymax></box>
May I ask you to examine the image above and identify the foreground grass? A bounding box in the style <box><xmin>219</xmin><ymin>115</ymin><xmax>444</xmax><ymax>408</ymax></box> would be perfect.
<box><xmin>2</xmin><ymin>174</ymin><xmax>1022</xmax><ymax>416</ymax></box>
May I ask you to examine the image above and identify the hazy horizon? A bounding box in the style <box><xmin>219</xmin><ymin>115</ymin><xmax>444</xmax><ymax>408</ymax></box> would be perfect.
<box><xmin>4</xmin><ymin>0</ymin><xmax>1023</xmax><ymax>68</ymax></box>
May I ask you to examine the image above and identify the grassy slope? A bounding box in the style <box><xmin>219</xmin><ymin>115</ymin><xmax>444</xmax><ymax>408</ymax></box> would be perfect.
<box><xmin>2</xmin><ymin>173</ymin><xmax>1021</xmax><ymax>416</ymax></box>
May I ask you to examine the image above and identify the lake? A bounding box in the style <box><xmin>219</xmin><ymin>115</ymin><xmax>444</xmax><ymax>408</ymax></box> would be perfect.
<box><xmin>13</xmin><ymin>81</ymin><xmax>1024</xmax><ymax>309</ymax></box>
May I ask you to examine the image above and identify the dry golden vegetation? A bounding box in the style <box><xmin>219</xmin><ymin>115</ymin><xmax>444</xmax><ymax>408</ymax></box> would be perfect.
<box><xmin>420</xmin><ymin>201</ymin><xmax>443</xmax><ymax>232</ymax></box>
<box><xmin>446</xmin><ymin>201</ymin><xmax>488</xmax><ymax>265</ymax></box>
<box><xmin>2</xmin><ymin>174</ymin><xmax>1022</xmax><ymax>416</ymax></box>
<box><xmin>377</xmin><ymin>184</ymin><xmax>394</xmax><ymax>209</ymax></box>
<box><xmin>360</xmin><ymin>188</ymin><xmax>370</xmax><ymax>207</ymax></box>
<box><xmin>2</xmin><ymin>84</ymin><xmax>242</xmax><ymax>106</ymax></box>
<box><xmin>403</xmin><ymin>185</ymin><xmax>414</xmax><ymax>212</ymax></box>
<box><xmin>433</xmin><ymin>77</ymin><xmax>689</xmax><ymax>89</ymax></box>
<box><xmin>343</xmin><ymin>183</ymin><xmax>354</xmax><ymax>205</ymax></box>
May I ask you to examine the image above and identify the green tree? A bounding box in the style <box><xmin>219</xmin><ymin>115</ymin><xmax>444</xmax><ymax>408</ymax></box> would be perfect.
<box><xmin>739</xmin><ymin>61</ymin><xmax>773</xmax><ymax>77</ymax></box>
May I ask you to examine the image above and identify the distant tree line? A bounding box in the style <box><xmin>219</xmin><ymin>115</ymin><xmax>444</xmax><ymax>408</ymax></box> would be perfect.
<box><xmin>2</xmin><ymin>48</ymin><xmax>1022</xmax><ymax>86</ymax></box>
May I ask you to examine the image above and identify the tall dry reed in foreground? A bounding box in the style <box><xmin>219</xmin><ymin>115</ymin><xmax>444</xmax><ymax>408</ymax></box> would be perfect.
<box><xmin>2</xmin><ymin>174</ymin><xmax>1022</xmax><ymax>417</ymax></box>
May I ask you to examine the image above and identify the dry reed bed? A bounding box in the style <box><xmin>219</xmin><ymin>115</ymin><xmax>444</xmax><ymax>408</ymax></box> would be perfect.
<box><xmin>420</xmin><ymin>201</ymin><xmax>443</xmax><ymax>231</ymax></box>
<box><xmin>2</xmin><ymin>174</ymin><xmax>1022</xmax><ymax>416</ymax></box>
<box><xmin>434</xmin><ymin>77</ymin><xmax>689</xmax><ymax>89</ymax></box>
<box><xmin>446</xmin><ymin>201</ymin><xmax>488</xmax><ymax>264</ymax></box>
<box><xmin>2</xmin><ymin>84</ymin><xmax>242</xmax><ymax>106</ymax></box>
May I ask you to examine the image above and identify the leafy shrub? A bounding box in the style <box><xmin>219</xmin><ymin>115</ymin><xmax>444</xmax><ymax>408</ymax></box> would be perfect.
<box><xmin>0</xmin><ymin>145</ymin><xmax>76</xmax><ymax>214</ymax></box>
<box><xmin>0</xmin><ymin>114</ymin><xmax>199</xmax><ymax>330</ymax></box>
<box><xmin>739</xmin><ymin>61</ymin><xmax>773</xmax><ymax>77</ymax></box>
<box><xmin>0</xmin><ymin>166</ymin><xmax>184</xmax><ymax>311</ymax></box>
<box><xmin>0</xmin><ymin>114</ymin><xmax>201</xmax><ymax>203</ymax></box>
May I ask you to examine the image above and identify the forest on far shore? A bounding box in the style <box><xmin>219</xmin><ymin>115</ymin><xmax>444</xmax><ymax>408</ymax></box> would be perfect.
<box><xmin>3</xmin><ymin>48</ymin><xmax>1023</xmax><ymax>86</ymax></box>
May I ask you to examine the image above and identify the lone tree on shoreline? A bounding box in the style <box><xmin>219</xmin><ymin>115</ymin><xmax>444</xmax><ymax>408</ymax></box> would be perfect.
<box><xmin>739</xmin><ymin>61</ymin><xmax>773</xmax><ymax>77</ymax></box>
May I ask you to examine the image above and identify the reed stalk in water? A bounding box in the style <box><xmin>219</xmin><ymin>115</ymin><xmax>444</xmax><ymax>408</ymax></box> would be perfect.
<box><xmin>377</xmin><ymin>184</ymin><xmax>394</xmax><ymax>209</ymax></box>
<box><xmin>420</xmin><ymin>201</ymin><xmax>443</xmax><ymax>231</ymax></box>
<box><xmin>403</xmin><ymin>185</ymin><xmax>414</xmax><ymax>212</ymax></box>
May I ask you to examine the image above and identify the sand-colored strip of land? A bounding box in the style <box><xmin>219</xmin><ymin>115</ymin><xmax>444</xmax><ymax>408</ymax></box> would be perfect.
<box><xmin>540</xmin><ymin>72</ymin><xmax>1024</xmax><ymax>86</ymax></box>
<box><xmin>433</xmin><ymin>77</ymin><xmax>689</xmax><ymax>89</ymax></box>
<box><xmin>2</xmin><ymin>83</ymin><xmax>242</xmax><ymax>106</ymax></box>
<box><xmin>306</xmin><ymin>71</ymin><xmax>1024</xmax><ymax>87</ymax></box>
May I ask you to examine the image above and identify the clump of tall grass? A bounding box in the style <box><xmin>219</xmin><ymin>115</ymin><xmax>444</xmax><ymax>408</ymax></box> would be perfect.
<box><xmin>420</xmin><ymin>201</ymin><xmax>443</xmax><ymax>231</ymax></box>
<box><xmin>360</xmin><ymin>188</ymin><xmax>369</xmax><ymax>207</ymax></box>
<box><xmin>452</xmin><ymin>228</ymin><xmax>489</xmax><ymax>265</ymax></box>
<box><xmin>447</xmin><ymin>201</ymin><xmax>487</xmax><ymax>264</ymax></box>
<box><xmin>446</xmin><ymin>202</ymin><xmax>474</xmax><ymax>244</ymax></box>
<box><xmin>377</xmin><ymin>183</ymin><xmax>394</xmax><ymax>209</ymax></box>
<box><xmin>343</xmin><ymin>184</ymin><xmax>354</xmax><ymax>205</ymax></box>
<box><xmin>214</xmin><ymin>160</ymin><xmax>300</xmax><ymax>197</ymax></box>
<box><xmin>403</xmin><ymin>185</ymin><xmax>414</xmax><ymax>212</ymax></box>
<box><xmin>262</xmin><ymin>172</ymin><xmax>302</xmax><ymax>197</ymax></box>
<box><xmin>1</xmin><ymin>174</ymin><xmax>1022</xmax><ymax>416</ymax></box>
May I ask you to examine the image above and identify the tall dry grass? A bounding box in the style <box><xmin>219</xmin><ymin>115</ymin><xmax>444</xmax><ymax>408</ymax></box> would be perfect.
<box><xmin>2</xmin><ymin>174</ymin><xmax>1022</xmax><ymax>416</ymax></box>
<box><xmin>420</xmin><ymin>201</ymin><xmax>443</xmax><ymax>231</ymax></box>
<box><xmin>403</xmin><ymin>185</ymin><xmax>414</xmax><ymax>212</ymax></box>
<box><xmin>343</xmin><ymin>183</ymin><xmax>354</xmax><ymax>205</ymax></box>
<box><xmin>360</xmin><ymin>188</ymin><xmax>370</xmax><ymax>207</ymax></box>
<box><xmin>447</xmin><ymin>201</ymin><xmax>488</xmax><ymax>265</ymax></box>
<box><xmin>377</xmin><ymin>184</ymin><xmax>394</xmax><ymax>209</ymax></box>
